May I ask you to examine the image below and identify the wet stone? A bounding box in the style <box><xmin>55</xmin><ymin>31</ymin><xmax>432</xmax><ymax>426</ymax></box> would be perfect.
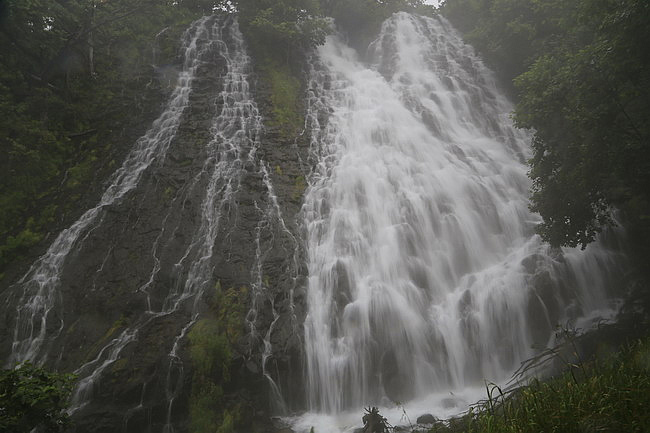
<box><xmin>416</xmin><ymin>413</ymin><xmax>438</xmax><ymax>424</ymax></box>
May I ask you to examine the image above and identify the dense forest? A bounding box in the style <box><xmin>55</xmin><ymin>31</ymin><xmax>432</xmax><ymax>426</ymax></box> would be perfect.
<box><xmin>1</xmin><ymin>0</ymin><xmax>650</xmax><ymax>432</ymax></box>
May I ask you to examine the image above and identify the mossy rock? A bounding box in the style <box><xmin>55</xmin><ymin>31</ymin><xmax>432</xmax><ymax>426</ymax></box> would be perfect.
<box><xmin>257</xmin><ymin>60</ymin><xmax>304</xmax><ymax>140</ymax></box>
<box><xmin>187</xmin><ymin>286</ymin><xmax>248</xmax><ymax>433</ymax></box>
<box><xmin>188</xmin><ymin>318</ymin><xmax>231</xmax><ymax>380</ymax></box>
<box><xmin>292</xmin><ymin>175</ymin><xmax>307</xmax><ymax>201</ymax></box>
<box><xmin>214</xmin><ymin>286</ymin><xmax>249</xmax><ymax>344</ymax></box>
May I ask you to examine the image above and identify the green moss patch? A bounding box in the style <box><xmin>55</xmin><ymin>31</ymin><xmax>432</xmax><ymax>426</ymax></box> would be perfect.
<box><xmin>187</xmin><ymin>285</ymin><xmax>249</xmax><ymax>433</ymax></box>
<box><xmin>258</xmin><ymin>61</ymin><xmax>304</xmax><ymax>140</ymax></box>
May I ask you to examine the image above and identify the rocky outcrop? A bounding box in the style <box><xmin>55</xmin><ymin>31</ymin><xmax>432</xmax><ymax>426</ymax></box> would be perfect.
<box><xmin>1</xmin><ymin>14</ymin><xmax>312</xmax><ymax>433</ymax></box>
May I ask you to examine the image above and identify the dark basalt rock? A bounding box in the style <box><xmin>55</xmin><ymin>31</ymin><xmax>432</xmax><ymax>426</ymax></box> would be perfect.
<box><xmin>416</xmin><ymin>413</ymin><xmax>438</xmax><ymax>424</ymax></box>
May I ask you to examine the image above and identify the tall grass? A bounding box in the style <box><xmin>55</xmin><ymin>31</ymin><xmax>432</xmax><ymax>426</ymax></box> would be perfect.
<box><xmin>432</xmin><ymin>338</ymin><xmax>650</xmax><ymax>433</ymax></box>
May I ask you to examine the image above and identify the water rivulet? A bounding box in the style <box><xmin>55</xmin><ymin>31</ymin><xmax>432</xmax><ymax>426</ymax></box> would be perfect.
<box><xmin>1</xmin><ymin>15</ymin><xmax>300</xmax><ymax>432</ymax></box>
<box><xmin>299</xmin><ymin>12</ymin><xmax>624</xmax><ymax>425</ymax></box>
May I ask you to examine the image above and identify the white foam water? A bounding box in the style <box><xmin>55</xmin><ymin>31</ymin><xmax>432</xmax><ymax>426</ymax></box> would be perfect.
<box><xmin>296</xmin><ymin>12</ymin><xmax>623</xmax><ymax>431</ymax></box>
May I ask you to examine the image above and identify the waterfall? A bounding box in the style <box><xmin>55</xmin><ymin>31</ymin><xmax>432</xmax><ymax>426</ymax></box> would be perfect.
<box><xmin>7</xmin><ymin>16</ymin><xmax>214</xmax><ymax>367</ymax></box>
<box><xmin>297</xmin><ymin>12</ymin><xmax>623</xmax><ymax>429</ymax></box>
<box><xmin>6</xmin><ymin>14</ymin><xmax>294</xmax><ymax>432</ymax></box>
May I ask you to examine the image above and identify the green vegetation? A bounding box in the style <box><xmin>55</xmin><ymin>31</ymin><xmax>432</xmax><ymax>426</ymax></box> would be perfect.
<box><xmin>0</xmin><ymin>0</ymin><xmax>200</xmax><ymax>276</ymax></box>
<box><xmin>236</xmin><ymin>0</ymin><xmax>327</xmax><ymax>142</ymax></box>
<box><xmin>216</xmin><ymin>410</ymin><xmax>235</xmax><ymax>433</ymax></box>
<box><xmin>442</xmin><ymin>0</ymin><xmax>650</xmax><ymax>250</ymax></box>
<box><xmin>259</xmin><ymin>60</ymin><xmax>305</xmax><ymax>139</ymax></box>
<box><xmin>267</xmin><ymin>64</ymin><xmax>302</xmax><ymax>135</ymax></box>
<box><xmin>362</xmin><ymin>406</ymin><xmax>392</xmax><ymax>433</ymax></box>
<box><xmin>188</xmin><ymin>318</ymin><xmax>231</xmax><ymax>433</ymax></box>
<box><xmin>293</xmin><ymin>175</ymin><xmax>307</xmax><ymax>200</ymax></box>
<box><xmin>189</xmin><ymin>319</ymin><xmax>231</xmax><ymax>382</ymax></box>
<box><xmin>187</xmin><ymin>285</ymin><xmax>248</xmax><ymax>433</ymax></box>
<box><xmin>425</xmin><ymin>337</ymin><xmax>650</xmax><ymax>433</ymax></box>
<box><xmin>238</xmin><ymin>0</ymin><xmax>329</xmax><ymax>59</ymax></box>
<box><xmin>0</xmin><ymin>363</ymin><xmax>75</xmax><ymax>433</ymax></box>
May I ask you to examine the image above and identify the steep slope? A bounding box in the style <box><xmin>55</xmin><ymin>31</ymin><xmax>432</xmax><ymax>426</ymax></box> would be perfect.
<box><xmin>1</xmin><ymin>14</ymin><xmax>307</xmax><ymax>433</ymax></box>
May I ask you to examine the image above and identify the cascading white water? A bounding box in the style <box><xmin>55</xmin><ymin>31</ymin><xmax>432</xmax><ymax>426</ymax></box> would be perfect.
<box><xmin>157</xmin><ymin>16</ymin><xmax>276</xmax><ymax>430</ymax></box>
<box><xmin>5</xmin><ymin>12</ymin><xmax>296</xmax><ymax>429</ymax></box>
<box><xmin>27</xmin><ymin>15</ymin><xmax>294</xmax><ymax>431</ymax></box>
<box><xmin>7</xmin><ymin>16</ymin><xmax>213</xmax><ymax>367</ymax></box>
<box><xmin>298</xmin><ymin>12</ymin><xmax>622</xmax><ymax>429</ymax></box>
<box><xmin>54</xmin><ymin>15</ymin><xmax>233</xmax><ymax>416</ymax></box>
<box><xmin>62</xmin><ymin>15</ymin><xmax>280</xmax><ymax>426</ymax></box>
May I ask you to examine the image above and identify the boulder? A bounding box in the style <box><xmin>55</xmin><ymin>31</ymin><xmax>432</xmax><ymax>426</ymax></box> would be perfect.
<box><xmin>416</xmin><ymin>414</ymin><xmax>438</xmax><ymax>424</ymax></box>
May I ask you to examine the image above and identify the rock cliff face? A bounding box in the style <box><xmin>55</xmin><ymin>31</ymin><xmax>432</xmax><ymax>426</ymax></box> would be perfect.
<box><xmin>1</xmin><ymin>14</ymin><xmax>309</xmax><ymax>433</ymax></box>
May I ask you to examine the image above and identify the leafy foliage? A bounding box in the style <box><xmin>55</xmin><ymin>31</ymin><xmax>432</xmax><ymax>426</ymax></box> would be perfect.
<box><xmin>442</xmin><ymin>0</ymin><xmax>576</xmax><ymax>82</ymax></box>
<box><xmin>239</xmin><ymin>0</ymin><xmax>329</xmax><ymax>57</ymax></box>
<box><xmin>188</xmin><ymin>319</ymin><xmax>232</xmax><ymax>382</ymax></box>
<box><xmin>443</xmin><ymin>0</ymin><xmax>650</xmax><ymax>248</ymax></box>
<box><xmin>436</xmin><ymin>338</ymin><xmax>650</xmax><ymax>433</ymax></box>
<box><xmin>516</xmin><ymin>0</ymin><xmax>650</xmax><ymax>248</ymax></box>
<box><xmin>0</xmin><ymin>363</ymin><xmax>75</xmax><ymax>433</ymax></box>
<box><xmin>0</xmin><ymin>0</ymin><xmax>198</xmax><ymax>276</ymax></box>
<box><xmin>263</xmin><ymin>61</ymin><xmax>304</xmax><ymax>138</ymax></box>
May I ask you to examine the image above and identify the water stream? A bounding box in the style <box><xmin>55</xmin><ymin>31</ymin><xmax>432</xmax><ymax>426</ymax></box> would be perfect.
<box><xmin>6</xmin><ymin>14</ymin><xmax>292</xmax><ymax>432</ymax></box>
<box><xmin>295</xmin><ymin>12</ymin><xmax>623</xmax><ymax>432</ymax></box>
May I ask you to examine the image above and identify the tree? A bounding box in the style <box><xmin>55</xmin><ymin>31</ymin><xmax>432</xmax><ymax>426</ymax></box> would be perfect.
<box><xmin>443</xmin><ymin>0</ymin><xmax>650</xmax><ymax>249</ymax></box>
<box><xmin>514</xmin><ymin>0</ymin><xmax>650</xmax><ymax>248</ymax></box>
<box><xmin>0</xmin><ymin>363</ymin><xmax>75</xmax><ymax>433</ymax></box>
<box><xmin>237</xmin><ymin>0</ymin><xmax>329</xmax><ymax>60</ymax></box>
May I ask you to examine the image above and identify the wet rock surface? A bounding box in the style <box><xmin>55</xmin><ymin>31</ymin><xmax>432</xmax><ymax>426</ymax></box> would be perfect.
<box><xmin>1</xmin><ymin>15</ymin><xmax>310</xmax><ymax>433</ymax></box>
